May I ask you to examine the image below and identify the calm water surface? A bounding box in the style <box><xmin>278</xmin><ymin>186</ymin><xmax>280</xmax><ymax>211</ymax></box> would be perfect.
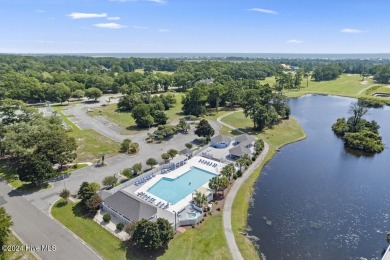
<box><xmin>248</xmin><ymin>95</ymin><xmax>390</xmax><ymax>260</ymax></box>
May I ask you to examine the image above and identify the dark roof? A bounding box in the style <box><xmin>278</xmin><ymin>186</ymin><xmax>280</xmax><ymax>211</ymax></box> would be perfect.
<box><xmin>234</xmin><ymin>134</ymin><xmax>255</xmax><ymax>144</ymax></box>
<box><xmin>211</xmin><ymin>134</ymin><xmax>231</xmax><ymax>144</ymax></box>
<box><xmin>103</xmin><ymin>191</ymin><xmax>157</xmax><ymax>222</ymax></box>
<box><xmin>229</xmin><ymin>145</ymin><xmax>251</xmax><ymax>157</ymax></box>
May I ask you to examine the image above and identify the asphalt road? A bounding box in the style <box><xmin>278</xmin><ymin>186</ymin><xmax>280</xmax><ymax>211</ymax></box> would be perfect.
<box><xmin>0</xmin><ymin>181</ymin><xmax>100</xmax><ymax>260</ymax></box>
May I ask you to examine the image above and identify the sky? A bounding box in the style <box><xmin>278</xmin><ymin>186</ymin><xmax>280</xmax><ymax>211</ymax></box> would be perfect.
<box><xmin>0</xmin><ymin>0</ymin><xmax>389</xmax><ymax>53</ymax></box>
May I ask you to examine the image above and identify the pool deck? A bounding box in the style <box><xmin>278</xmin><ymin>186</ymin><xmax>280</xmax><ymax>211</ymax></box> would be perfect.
<box><xmin>122</xmin><ymin>156</ymin><xmax>225</xmax><ymax>214</ymax></box>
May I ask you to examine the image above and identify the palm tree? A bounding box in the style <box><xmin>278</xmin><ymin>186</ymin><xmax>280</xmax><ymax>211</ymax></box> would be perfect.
<box><xmin>221</xmin><ymin>163</ymin><xmax>235</xmax><ymax>180</ymax></box>
<box><xmin>236</xmin><ymin>154</ymin><xmax>252</xmax><ymax>171</ymax></box>
<box><xmin>208</xmin><ymin>176</ymin><xmax>220</xmax><ymax>198</ymax></box>
<box><xmin>218</xmin><ymin>176</ymin><xmax>230</xmax><ymax>198</ymax></box>
<box><xmin>193</xmin><ymin>191</ymin><xmax>207</xmax><ymax>208</ymax></box>
<box><xmin>303</xmin><ymin>68</ymin><xmax>311</xmax><ymax>88</ymax></box>
<box><xmin>99</xmin><ymin>152</ymin><xmax>106</xmax><ymax>166</ymax></box>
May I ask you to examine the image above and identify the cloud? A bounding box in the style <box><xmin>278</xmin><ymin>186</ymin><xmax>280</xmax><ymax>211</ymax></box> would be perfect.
<box><xmin>340</xmin><ymin>28</ymin><xmax>363</xmax><ymax>33</ymax></box>
<box><xmin>247</xmin><ymin>8</ymin><xmax>278</xmax><ymax>15</ymax></box>
<box><xmin>133</xmin><ymin>25</ymin><xmax>148</xmax><ymax>29</ymax></box>
<box><xmin>94</xmin><ymin>23</ymin><xmax>127</xmax><ymax>29</ymax></box>
<box><xmin>68</xmin><ymin>12</ymin><xmax>107</xmax><ymax>19</ymax></box>
<box><xmin>107</xmin><ymin>17</ymin><xmax>121</xmax><ymax>20</ymax></box>
<box><xmin>34</xmin><ymin>9</ymin><xmax>45</xmax><ymax>13</ymax></box>
<box><xmin>287</xmin><ymin>39</ymin><xmax>303</xmax><ymax>44</ymax></box>
<box><xmin>158</xmin><ymin>29</ymin><xmax>170</xmax><ymax>32</ymax></box>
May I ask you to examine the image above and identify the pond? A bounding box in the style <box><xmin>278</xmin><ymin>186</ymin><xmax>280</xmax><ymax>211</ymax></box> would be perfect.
<box><xmin>248</xmin><ymin>95</ymin><xmax>390</xmax><ymax>259</ymax></box>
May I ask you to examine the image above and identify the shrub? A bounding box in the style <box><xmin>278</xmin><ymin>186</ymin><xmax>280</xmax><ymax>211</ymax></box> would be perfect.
<box><xmin>121</xmin><ymin>168</ymin><xmax>134</xmax><ymax>178</ymax></box>
<box><xmin>191</xmin><ymin>225</ymin><xmax>195</xmax><ymax>229</ymax></box>
<box><xmin>217</xmin><ymin>207</ymin><xmax>221</xmax><ymax>211</ymax></box>
<box><xmin>103</xmin><ymin>213</ymin><xmax>111</xmax><ymax>223</ymax></box>
<box><xmin>84</xmin><ymin>194</ymin><xmax>102</xmax><ymax>217</ymax></box>
<box><xmin>116</xmin><ymin>222</ymin><xmax>125</xmax><ymax>231</ymax></box>
<box><xmin>59</xmin><ymin>188</ymin><xmax>70</xmax><ymax>202</ymax></box>
<box><xmin>73</xmin><ymin>163</ymin><xmax>79</xmax><ymax>169</ymax></box>
<box><xmin>102</xmin><ymin>176</ymin><xmax>118</xmax><ymax>188</ymax></box>
<box><xmin>252</xmin><ymin>156</ymin><xmax>256</xmax><ymax>161</ymax></box>
<box><xmin>236</xmin><ymin>170</ymin><xmax>243</xmax><ymax>177</ymax></box>
<box><xmin>89</xmin><ymin>182</ymin><xmax>101</xmax><ymax>193</ymax></box>
<box><xmin>185</xmin><ymin>143</ymin><xmax>193</xmax><ymax>149</ymax></box>
<box><xmin>120</xmin><ymin>139</ymin><xmax>132</xmax><ymax>153</ymax></box>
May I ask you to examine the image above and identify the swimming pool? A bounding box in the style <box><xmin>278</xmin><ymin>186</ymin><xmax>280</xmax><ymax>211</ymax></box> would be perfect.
<box><xmin>147</xmin><ymin>167</ymin><xmax>216</xmax><ymax>204</ymax></box>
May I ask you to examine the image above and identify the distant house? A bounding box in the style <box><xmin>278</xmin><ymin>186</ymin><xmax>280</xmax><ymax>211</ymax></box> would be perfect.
<box><xmin>229</xmin><ymin>145</ymin><xmax>252</xmax><ymax>160</ymax></box>
<box><xmin>197</xmin><ymin>78</ymin><xmax>215</xmax><ymax>85</ymax></box>
<box><xmin>234</xmin><ymin>134</ymin><xmax>255</xmax><ymax>148</ymax></box>
<box><xmin>210</xmin><ymin>134</ymin><xmax>231</xmax><ymax>148</ymax></box>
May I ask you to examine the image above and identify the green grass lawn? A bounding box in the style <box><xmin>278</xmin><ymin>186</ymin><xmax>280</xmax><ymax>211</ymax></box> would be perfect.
<box><xmin>373</xmin><ymin>85</ymin><xmax>390</xmax><ymax>94</ymax></box>
<box><xmin>0</xmin><ymin>232</ymin><xmax>36</xmax><ymax>260</ymax></box>
<box><xmin>158</xmin><ymin>215</ymin><xmax>232</xmax><ymax>260</ymax></box>
<box><xmin>53</xmin><ymin>106</ymin><xmax>119</xmax><ymax>163</ymax></box>
<box><xmin>89</xmin><ymin>93</ymin><xmax>185</xmax><ymax>134</ymax></box>
<box><xmin>259</xmin><ymin>74</ymin><xmax>379</xmax><ymax>98</ymax></box>
<box><xmin>0</xmin><ymin>160</ymin><xmax>52</xmax><ymax>191</ymax></box>
<box><xmin>221</xmin><ymin>112</ymin><xmax>306</xmax><ymax>259</ymax></box>
<box><xmin>58</xmin><ymin>163</ymin><xmax>89</xmax><ymax>174</ymax></box>
<box><xmin>52</xmin><ymin>201</ymin><xmax>136</xmax><ymax>260</ymax></box>
<box><xmin>0</xmin><ymin>160</ymin><xmax>25</xmax><ymax>188</ymax></box>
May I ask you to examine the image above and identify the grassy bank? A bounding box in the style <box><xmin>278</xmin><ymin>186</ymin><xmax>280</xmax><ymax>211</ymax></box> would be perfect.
<box><xmin>158</xmin><ymin>215</ymin><xmax>232</xmax><ymax>260</ymax></box>
<box><xmin>221</xmin><ymin>112</ymin><xmax>306</xmax><ymax>259</ymax></box>
<box><xmin>51</xmin><ymin>200</ymin><xmax>136</xmax><ymax>260</ymax></box>
<box><xmin>53</xmin><ymin>106</ymin><xmax>119</xmax><ymax>162</ymax></box>
<box><xmin>0</xmin><ymin>232</ymin><xmax>37</xmax><ymax>260</ymax></box>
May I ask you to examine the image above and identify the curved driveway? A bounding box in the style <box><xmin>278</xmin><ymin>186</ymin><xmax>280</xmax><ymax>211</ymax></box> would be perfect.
<box><xmin>217</xmin><ymin>111</ymin><xmax>270</xmax><ymax>260</ymax></box>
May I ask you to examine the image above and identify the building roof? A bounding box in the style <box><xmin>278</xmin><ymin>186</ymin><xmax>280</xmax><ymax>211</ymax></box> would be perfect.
<box><xmin>198</xmin><ymin>78</ymin><xmax>215</xmax><ymax>85</ymax></box>
<box><xmin>234</xmin><ymin>134</ymin><xmax>255</xmax><ymax>144</ymax></box>
<box><xmin>229</xmin><ymin>145</ymin><xmax>251</xmax><ymax>157</ymax></box>
<box><xmin>103</xmin><ymin>191</ymin><xmax>157</xmax><ymax>222</ymax></box>
<box><xmin>211</xmin><ymin>134</ymin><xmax>231</xmax><ymax>144</ymax></box>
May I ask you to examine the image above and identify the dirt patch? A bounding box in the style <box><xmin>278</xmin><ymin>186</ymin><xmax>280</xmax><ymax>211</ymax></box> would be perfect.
<box><xmin>360</xmin><ymin>80</ymin><xmax>368</xmax><ymax>85</ymax></box>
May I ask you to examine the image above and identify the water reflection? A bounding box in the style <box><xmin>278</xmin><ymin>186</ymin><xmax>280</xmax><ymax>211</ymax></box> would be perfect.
<box><xmin>248</xmin><ymin>95</ymin><xmax>390</xmax><ymax>260</ymax></box>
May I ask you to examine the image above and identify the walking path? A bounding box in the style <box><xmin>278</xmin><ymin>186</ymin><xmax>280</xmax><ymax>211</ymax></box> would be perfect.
<box><xmin>356</xmin><ymin>84</ymin><xmax>377</xmax><ymax>95</ymax></box>
<box><xmin>217</xmin><ymin>111</ymin><xmax>270</xmax><ymax>260</ymax></box>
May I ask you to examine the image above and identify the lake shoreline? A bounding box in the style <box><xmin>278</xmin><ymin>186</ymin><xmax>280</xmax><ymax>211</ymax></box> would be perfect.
<box><xmin>231</xmin><ymin>116</ymin><xmax>307</xmax><ymax>259</ymax></box>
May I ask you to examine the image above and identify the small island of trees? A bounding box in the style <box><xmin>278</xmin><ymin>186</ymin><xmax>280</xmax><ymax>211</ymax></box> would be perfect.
<box><xmin>332</xmin><ymin>101</ymin><xmax>384</xmax><ymax>153</ymax></box>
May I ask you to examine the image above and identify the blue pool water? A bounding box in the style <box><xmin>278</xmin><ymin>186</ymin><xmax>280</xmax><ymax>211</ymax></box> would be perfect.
<box><xmin>147</xmin><ymin>167</ymin><xmax>216</xmax><ymax>204</ymax></box>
